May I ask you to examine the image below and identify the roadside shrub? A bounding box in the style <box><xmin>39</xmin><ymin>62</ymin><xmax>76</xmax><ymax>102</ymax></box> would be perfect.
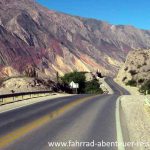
<box><xmin>61</xmin><ymin>71</ymin><xmax>86</xmax><ymax>93</ymax></box>
<box><xmin>96</xmin><ymin>71</ymin><xmax>103</xmax><ymax>78</ymax></box>
<box><xmin>138</xmin><ymin>79</ymin><xmax>145</xmax><ymax>84</ymax></box>
<box><xmin>139</xmin><ymin>80</ymin><xmax>150</xmax><ymax>95</ymax></box>
<box><xmin>137</xmin><ymin>65</ymin><xmax>142</xmax><ymax>69</ymax></box>
<box><xmin>61</xmin><ymin>71</ymin><xmax>103</xmax><ymax>94</ymax></box>
<box><xmin>143</xmin><ymin>62</ymin><xmax>147</xmax><ymax>66</ymax></box>
<box><xmin>85</xmin><ymin>79</ymin><xmax>103</xmax><ymax>94</ymax></box>
<box><xmin>129</xmin><ymin>70</ymin><xmax>137</xmax><ymax>76</ymax></box>
<box><xmin>124</xmin><ymin>67</ymin><xmax>128</xmax><ymax>71</ymax></box>
<box><xmin>125</xmin><ymin>80</ymin><xmax>137</xmax><ymax>87</ymax></box>
<box><xmin>122</xmin><ymin>77</ymin><xmax>127</xmax><ymax>82</ymax></box>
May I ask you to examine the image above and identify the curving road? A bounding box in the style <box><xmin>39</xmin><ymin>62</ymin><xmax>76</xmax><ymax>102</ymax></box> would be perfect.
<box><xmin>0</xmin><ymin>78</ymin><xmax>129</xmax><ymax>150</ymax></box>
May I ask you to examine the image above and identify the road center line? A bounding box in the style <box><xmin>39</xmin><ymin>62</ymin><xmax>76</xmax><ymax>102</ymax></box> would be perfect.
<box><xmin>0</xmin><ymin>95</ymin><xmax>98</xmax><ymax>149</ymax></box>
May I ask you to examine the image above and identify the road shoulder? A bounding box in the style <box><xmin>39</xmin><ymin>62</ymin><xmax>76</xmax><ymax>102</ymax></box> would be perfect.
<box><xmin>120</xmin><ymin>95</ymin><xmax>150</xmax><ymax>150</ymax></box>
<box><xmin>116</xmin><ymin>96</ymin><xmax>125</xmax><ymax>150</ymax></box>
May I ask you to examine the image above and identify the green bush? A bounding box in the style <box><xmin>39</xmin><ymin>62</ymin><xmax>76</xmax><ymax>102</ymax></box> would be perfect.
<box><xmin>138</xmin><ymin>79</ymin><xmax>145</xmax><ymax>84</ymax></box>
<box><xmin>139</xmin><ymin>80</ymin><xmax>150</xmax><ymax>94</ymax></box>
<box><xmin>129</xmin><ymin>70</ymin><xmax>137</xmax><ymax>76</ymax></box>
<box><xmin>61</xmin><ymin>71</ymin><xmax>86</xmax><ymax>93</ymax></box>
<box><xmin>61</xmin><ymin>71</ymin><xmax>103</xmax><ymax>94</ymax></box>
<box><xmin>85</xmin><ymin>79</ymin><xmax>103</xmax><ymax>94</ymax></box>
<box><xmin>125</xmin><ymin>80</ymin><xmax>137</xmax><ymax>87</ymax></box>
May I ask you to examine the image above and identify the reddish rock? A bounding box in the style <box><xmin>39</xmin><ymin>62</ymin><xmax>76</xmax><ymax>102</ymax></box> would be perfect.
<box><xmin>0</xmin><ymin>0</ymin><xmax>150</xmax><ymax>77</ymax></box>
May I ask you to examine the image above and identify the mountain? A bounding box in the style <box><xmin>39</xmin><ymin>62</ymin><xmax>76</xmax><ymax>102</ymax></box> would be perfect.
<box><xmin>0</xmin><ymin>0</ymin><xmax>150</xmax><ymax>78</ymax></box>
<box><xmin>116</xmin><ymin>49</ymin><xmax>150</xmax><ymax>84</ymax></box>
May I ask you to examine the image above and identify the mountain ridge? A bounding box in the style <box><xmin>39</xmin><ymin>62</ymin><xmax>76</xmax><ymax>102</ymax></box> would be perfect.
<box><xmin>0</xmin><ymin>0</ymin><xmax>150</xmax><ymax>78</ymax></box>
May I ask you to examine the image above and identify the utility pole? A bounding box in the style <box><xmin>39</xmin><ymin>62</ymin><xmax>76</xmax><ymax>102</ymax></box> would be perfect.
<box><xmin>56</xmin><ymin>72</ymin><xmax>59</xmax><ymax>83</ymax></box>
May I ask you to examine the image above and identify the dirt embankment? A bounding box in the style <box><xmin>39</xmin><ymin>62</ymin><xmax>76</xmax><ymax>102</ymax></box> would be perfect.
<box><xmin>0</xmin><ymin>77</ymin><xmax>55</xmax><ymax>95</ymax></box>
<box><xmin>115</xmin><ymin>78</ymin><xmax>140</xmax><ymax>95</ymax></box>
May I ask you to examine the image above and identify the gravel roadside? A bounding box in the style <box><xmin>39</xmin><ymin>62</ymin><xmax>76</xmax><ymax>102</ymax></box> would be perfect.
<box><xmin>120</xmin><ymin>96</ymin><xmax>150</xmax><ymax>150</ymax></box>
<box><xmin>113</xmin><ymin>79</ymin><xmax>150</xmax><ymax>150</ymax></box>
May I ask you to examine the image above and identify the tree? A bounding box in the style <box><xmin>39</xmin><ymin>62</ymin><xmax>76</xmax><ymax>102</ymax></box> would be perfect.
<box><xmin>61</xmin><ymin>71</ymin><xmax>86</xmax><ymax>93</ymax></box>
<box><xmin>85</xmin><ymin>79</ymin><xmax>103</xmax><ymax>94</ymax></box>
<box><xmin>61</xmin><ymin>71</ymin><xmax>104</xmax><ymax>94</ymax></box>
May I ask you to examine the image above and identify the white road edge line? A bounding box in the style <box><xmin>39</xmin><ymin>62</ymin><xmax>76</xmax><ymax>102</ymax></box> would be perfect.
<box><xmin>116</xmin><ymin>96</ymin><xmax>125</xmax><ymax>150</ymax></box>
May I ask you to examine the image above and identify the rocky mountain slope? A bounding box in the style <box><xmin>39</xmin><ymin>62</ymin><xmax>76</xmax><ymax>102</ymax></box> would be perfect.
<box><xmin>117</xmin><ymin>49</ymin><xmax>150</xmax><ymax>84</ymax></box>
<box><xmin>0</xmin><ymin>0</ymin><xmax>150</xmax><ymax>78</ymax></box>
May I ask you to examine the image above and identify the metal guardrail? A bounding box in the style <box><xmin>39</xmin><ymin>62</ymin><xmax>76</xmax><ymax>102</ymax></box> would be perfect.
<box><xmin>0</xmin><ymin>91</ymin><xmax>53</xmax><ymax>106</ymax></box>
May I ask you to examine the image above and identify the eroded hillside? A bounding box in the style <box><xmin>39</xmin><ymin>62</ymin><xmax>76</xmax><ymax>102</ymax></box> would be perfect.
<box><xmin>117</xmin><ymin>49</ymin><xmax>150</xmax><ymax>84</ymax></box>
<box><xmin>0</xmin><ymin>0</ymin><xmax>150</xmax><ymax>78</ymax></box>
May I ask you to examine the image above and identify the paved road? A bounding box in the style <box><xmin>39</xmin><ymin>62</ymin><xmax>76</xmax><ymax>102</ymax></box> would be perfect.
<box><xmin>0</xmin><ymin>78</ymin><xmax>129</xmax><ymax>150</ymax></box>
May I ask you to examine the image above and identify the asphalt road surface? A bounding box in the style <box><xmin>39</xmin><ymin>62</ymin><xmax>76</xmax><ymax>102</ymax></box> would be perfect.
<box><xmin>0</xmin><ymin>78</ymin><xmax>129</xmax><ymax>150</ymax></box>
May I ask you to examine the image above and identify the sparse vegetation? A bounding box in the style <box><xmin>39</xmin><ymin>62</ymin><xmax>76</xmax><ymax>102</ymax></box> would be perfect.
<box><xmin>129</xmin><ymin>70</ymin><xmax>137</xmax><ymax>76</ymax></box>
<box><xmin>138</xmin><ymin>79</ymin><xmax>145</xmax><ymax>84</ymax></box>
<box><xmin>122</xmin><ymin>76</ymin><xmax>127</xmax><ymax>82</ymax></box>
<box><xmin>139</xmin><ymin>80</ymin><xmax>150</xmax><ymax>94</ymax></box>
<box><xmin>126</xmin><ymin>80</ymin><xmax>137</xmax><ymax>87</ymax></box>
<box><xmin>61</xmin><ymin>71</ymin><xmax>86</xmax><ymax>93</ymax></box>
<box><xmin>85</xmin><ymin>79</ymin><xmax>103</xmax><ymax>94</ymax></box>
<box><xmin>96</xmin><ymin>70</ymin><xmax>103</xmax><ymax>78</ymax></box>
<box><xmin>124</xmin><ymin>67</ymin><xmax>128</xmax><ymax>71</ymax></box>
<box><xmin>137</xmin><ymin>65</ymin><xmax>142</xmax><ymax>69</ymax></box>
<box><xmin>61</xmin><ymin>71</ymin><xmax>103</xmax><ymax>94</ymax></box>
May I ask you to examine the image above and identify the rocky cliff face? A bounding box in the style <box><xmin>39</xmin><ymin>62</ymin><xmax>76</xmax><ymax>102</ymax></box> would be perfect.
<box><xmin>0</xmin><ymin>0</ymin><xmax>150</xmax><ymax>78</ymax></box>
<box><xmin>116</xmin><ymin>49</ymin><xmax>150</xmax><ymax>83</ymax></box>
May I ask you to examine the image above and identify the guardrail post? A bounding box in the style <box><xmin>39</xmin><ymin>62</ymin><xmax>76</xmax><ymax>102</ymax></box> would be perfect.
<box><xmin>13</xmin><ymin>96</ymin><xmax>15</xmax><ymax>102</ymax></box>
<box><xmin>0</xmin><ymin>91</ymin><xmax>51</xmax><ymax>105</ymax></box>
